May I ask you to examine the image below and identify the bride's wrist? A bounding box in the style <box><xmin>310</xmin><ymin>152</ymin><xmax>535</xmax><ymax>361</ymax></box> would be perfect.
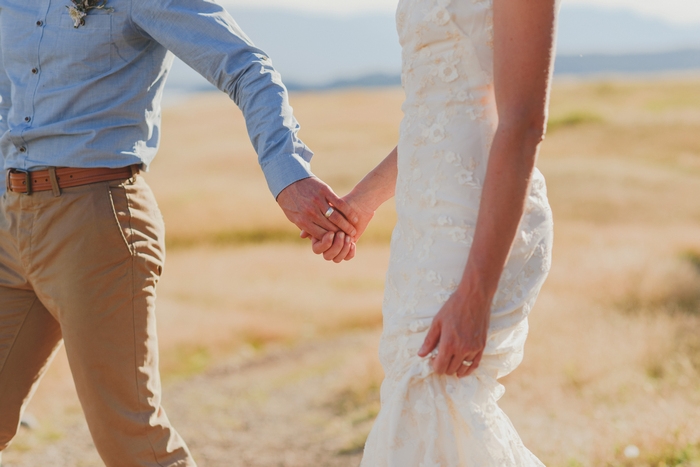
<box><xmin>347</xmin><ymin>185</ymin><xmax>381</xmax><ymax>213</ymax></box>
<box><xmin>456</xmin><ymin>273</ymin><xmax>496</xmax><ymax>310</ymax></box>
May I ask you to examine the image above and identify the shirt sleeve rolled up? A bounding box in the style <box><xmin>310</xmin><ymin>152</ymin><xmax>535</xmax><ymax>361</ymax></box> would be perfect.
<box><xmin>130</xmin><ymin>0</ymin><xmax>314</xmax><ymax>198</ymax></box>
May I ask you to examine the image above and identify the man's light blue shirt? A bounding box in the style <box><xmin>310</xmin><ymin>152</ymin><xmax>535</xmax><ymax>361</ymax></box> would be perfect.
<box><xmin>0</xmin><ymin>0</ymin><xmax>314</xmax><ymax>197</ymax></box>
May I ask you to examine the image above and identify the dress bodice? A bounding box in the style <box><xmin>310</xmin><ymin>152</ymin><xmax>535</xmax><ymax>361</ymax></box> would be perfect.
<box><xmin>396</xmin><ymin>0</ymin><xmax>497</xmax><ymax>127</ymax></box>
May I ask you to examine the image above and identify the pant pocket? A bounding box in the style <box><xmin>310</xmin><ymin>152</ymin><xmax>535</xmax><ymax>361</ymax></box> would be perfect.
<box><xmin>107</xmin><ymin>184</ymin><xmax>134</xmax><ymax>256</ymax></box>
<box><xmin>110</xmin><ymin>177</ymin><xmax>165</xmax><ymax>278</ymax></box>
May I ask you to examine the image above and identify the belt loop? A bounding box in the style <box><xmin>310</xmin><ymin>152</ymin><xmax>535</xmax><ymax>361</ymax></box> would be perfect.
<box><xmin>129</xmin><ymin>164</ymin><xmax>139</xmax><ymax>184</ymax></box>
<box><xmin>48</xmin><ymin>167</ymin><xmax>61</xmax><ymax>197</ymax></box>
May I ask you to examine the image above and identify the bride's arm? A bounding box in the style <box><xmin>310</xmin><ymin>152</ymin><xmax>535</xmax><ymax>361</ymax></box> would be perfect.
<box><xmin>346</xmin><ymin>146</ymin><xmax>398</xmax><ymax>218</ymax></box>
<box><xmin>419</xmin><ymin>0</ymin><xmax>559</xmax><ymax>377</ymax></box>
<box><xmin>305</xmin><ymin>147</ymin><xmax>398</xmax><ymax>262</ymax></box>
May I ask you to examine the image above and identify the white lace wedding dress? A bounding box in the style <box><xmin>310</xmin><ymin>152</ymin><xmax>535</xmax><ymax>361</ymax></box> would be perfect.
<box><xmin>360</xmin><ymin>0</ymin><xmax>554</xmax><ymax>465</ymax></box>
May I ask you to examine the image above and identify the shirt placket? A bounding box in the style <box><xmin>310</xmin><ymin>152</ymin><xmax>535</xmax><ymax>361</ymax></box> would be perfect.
<box><xmin>16</xmin><ymin>0</ymin><xmax>51</xmax><ymax>166</ymax></box>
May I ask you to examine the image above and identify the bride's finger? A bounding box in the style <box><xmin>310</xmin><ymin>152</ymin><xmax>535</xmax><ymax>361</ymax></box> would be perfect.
<box><xmin>418</xmin><ymin>320</ymin><xmax>441</xmax><ymax>358</ymax></box>
<box><xmin>343</xmin><ymin>242</ymin><xmax>357</xmax><ymax>262</ymax></box>
<box><xmin>446</xmin><ymin>352</ymin><xmax>466</xmax><ymax>376</ymax></box>
<box><xmin>432</xmin><ymin>351</ymin><xmax>455</xmax><ymax>375</ymax></box>
<box><xmin>431</xmin><ymin>334</ymin><xmax>455</xmax><ymax>374</ymax></box>
<box><xmin>456</xmin><ymin>365</ymin><xmax>469</xmax><ymax>378</ymax></box>
<box><xmin>311</xmin><ymin>231</ymin><xmax>335</xmax><ymax>255</ymax></box>
<box><xmin>333</xmin><ymin>233</ymin><xmax>353</xmax><ymax>263</ymax></box>
<box><xmin>323</xmin><ymin>232</ymin><xmax>346</xmax><ymax>261</ymax></box>
<box><xmin>456</xmin><ymin>355</ymin><xmax>476</xmax><ymax>378</ymax></box>
<box><xmin>464</xmin><ymin>352</ymin><xmax>483</xmax><ymax>377</ymax></box>
<box><xmin>458</xmin><ymin>352</ymin><xmax>483</xmax><ymax>378</ymax></box>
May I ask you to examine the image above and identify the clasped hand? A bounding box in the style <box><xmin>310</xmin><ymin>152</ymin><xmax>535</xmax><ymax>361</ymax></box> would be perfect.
<box><xmin>276</xmin><ymin>177</ymin><xmax>373</xmax><ymax>262</ymax></box>
<box><xmin>300</xmin><ymin>190</ymin><xmax>374</xmax><ymax>262</ymax></box>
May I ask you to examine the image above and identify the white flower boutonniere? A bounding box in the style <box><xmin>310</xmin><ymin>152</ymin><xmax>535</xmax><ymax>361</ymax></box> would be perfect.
<box><xmin>66</xmin><ymin>0</ymin><xmax>113</xmax><ymax>28</ymax></box>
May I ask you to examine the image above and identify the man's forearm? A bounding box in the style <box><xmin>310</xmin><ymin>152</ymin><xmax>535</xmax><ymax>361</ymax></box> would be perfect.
<box><xmin>130</xmin><ymin>0</ymin><xmax>314</xmax><ymax>198</ymax></box>
<box><xmin>0</xmin><ymin>100</ymin><xmax>8</xmax><ymax>137</ymax></box>
<box><xmin>0</xmin><ymin>30</ymin><xmax>11</xmax><ymax>138</ymax></box>
<box><xmin>226</xmin><ymin>55</ymin><xmax>314</xmax><ymax>198</ymax></box>
<box><xmin>0</xmin><ymin>92</ymin><xmax>9</xmax><ymax>136</ymax></box>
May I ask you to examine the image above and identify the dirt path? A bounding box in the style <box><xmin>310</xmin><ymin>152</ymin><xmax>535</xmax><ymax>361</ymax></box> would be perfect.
<box><xmin>3</xmin><ymin>331</ymin><xmax>380</xmax><ymax>467</ymax></box>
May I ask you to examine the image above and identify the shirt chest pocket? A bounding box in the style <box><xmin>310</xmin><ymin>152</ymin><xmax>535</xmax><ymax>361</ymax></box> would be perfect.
<box><xmin>57</xmin><ymin>12</ymin><xmax>112</xmax><ymax>80</ymax></box>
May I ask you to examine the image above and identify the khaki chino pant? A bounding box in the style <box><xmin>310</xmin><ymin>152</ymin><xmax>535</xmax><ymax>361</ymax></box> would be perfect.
<box><xmin>0</xmin><ymin>174</ymin><xmax>195</xmax><ymax>467</ymax></box>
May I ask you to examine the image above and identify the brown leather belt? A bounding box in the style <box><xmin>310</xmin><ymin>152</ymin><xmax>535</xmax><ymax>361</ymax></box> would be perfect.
<box><xmin>7</xmin><ymin>166</ymin><xmax>138</xmax><ymax>194</ymax></box>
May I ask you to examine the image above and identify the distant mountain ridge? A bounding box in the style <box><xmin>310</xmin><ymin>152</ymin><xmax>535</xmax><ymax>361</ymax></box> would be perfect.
<box><xmin>557</xmin><ymin>6</ymin><xmax>700</xmax><ymax>54</ymax></box>
<box><xmin>555</xmin><ymin>49</ymin><xmax>700</xmax><ymax>75</ymax></box>
<box><xmin>165</xmin><ymin>5</ymin><xmax>700</xmax><ymax>97</ymax></box>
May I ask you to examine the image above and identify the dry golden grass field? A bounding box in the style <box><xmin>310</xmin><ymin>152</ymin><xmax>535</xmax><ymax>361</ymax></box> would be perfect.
<box><xmin>4</xmin><ymin>75</ymin><xmax>700</xmax><ymax>467</ymax></box>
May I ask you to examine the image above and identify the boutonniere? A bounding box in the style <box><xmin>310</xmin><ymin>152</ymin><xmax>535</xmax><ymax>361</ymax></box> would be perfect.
<box><xmin>66</xmin><ymin>0</ymin><xmax>113</xmax><ymax>28</ymax></box>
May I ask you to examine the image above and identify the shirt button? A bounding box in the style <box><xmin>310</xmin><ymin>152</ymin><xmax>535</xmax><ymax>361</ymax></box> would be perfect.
<box><xmin>36</xmin><ymin>20</ymin><xmax>44</xmax><ymax>27</ymax></box>
<box><xmin>25</xmin><ymin>117</ymin><xmax>32</xmax><ymax>123</ymax></box>
<box><xmin>31</xmin><ymin>68</ymin><xmax>39</xmax><ymax>74</ymax></box>
<box><xmin>19</xmin><ymin>147</ymin><xmax>27</xmax><ymax>153</ymax></box>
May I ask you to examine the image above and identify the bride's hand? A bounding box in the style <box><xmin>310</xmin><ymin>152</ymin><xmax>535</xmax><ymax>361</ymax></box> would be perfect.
<box><xmin>340</xmin><ymin>190</ymin><xmax>375</xmax><ymax>241</ymax></box>
<box><xmin>417</xmin><ymin>288</ymin><xmax>491</xmax><ymax>378</ymax></box>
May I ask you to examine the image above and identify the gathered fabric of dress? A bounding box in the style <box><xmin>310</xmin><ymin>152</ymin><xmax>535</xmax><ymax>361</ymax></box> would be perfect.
<box><xmin>360</xmin><ymin>0</ymin><xmax>555</xmax><ymax>466</ymax></box>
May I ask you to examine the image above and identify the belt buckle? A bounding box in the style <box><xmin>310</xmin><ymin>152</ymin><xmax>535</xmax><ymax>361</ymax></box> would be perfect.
<box><xmin>10</xmin><ymin>169</ymin><xmax>32</xmax><ymax>195</ymax></box>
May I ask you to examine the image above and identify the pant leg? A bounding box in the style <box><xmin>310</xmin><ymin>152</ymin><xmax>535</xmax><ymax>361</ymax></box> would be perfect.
<box><xmin>25</xmin><ymin>176</ymin><xmax>194</xmax><ymax>467</ymax></box>
<box><xmin>0</xmin><ymin>289</ymin><xmax>62</xmax><ymax>451</ymax></box>
<box><xmin>0</xmin><ymin>192</ymin><xmax>63</xmax><ymax>452</ymax></box>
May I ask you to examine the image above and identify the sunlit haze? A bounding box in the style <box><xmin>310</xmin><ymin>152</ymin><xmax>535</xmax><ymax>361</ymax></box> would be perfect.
<box><xmin>222</xmin><ymin>0</ymin><xmax>700</xmax><ymax>24</ymax></box>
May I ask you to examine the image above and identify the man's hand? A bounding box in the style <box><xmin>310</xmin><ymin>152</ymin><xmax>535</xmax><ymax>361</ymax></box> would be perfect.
<box><xmin>277</xmin><ymin>177</ymin><xmax>359</xmax><ymax>240</ymax></box>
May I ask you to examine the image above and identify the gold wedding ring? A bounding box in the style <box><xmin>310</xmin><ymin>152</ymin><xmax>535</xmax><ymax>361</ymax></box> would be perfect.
<box><xmin>324</xmin><ymin>206</ymin><xmax>335</xmax><ymax>218</ymax></box>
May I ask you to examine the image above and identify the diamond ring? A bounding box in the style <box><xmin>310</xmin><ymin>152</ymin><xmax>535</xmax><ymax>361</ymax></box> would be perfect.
<box><xmin>324</xmin><ymin>206</ymin><xmax>335</xmax><ymax>218</ymax></box>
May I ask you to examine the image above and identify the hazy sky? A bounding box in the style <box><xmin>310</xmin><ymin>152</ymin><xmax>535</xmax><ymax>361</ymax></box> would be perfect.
<box><xmin>224</xmin><ymin>0</ymin><xmax>700</xmax><ymax>24</ymax></box>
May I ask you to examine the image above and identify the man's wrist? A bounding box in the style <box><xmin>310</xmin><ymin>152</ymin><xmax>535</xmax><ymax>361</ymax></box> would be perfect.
<box><xmin>263</xmin><ymin>154</ymin><xmax>315</xmax><ymax>199</ymax></box>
